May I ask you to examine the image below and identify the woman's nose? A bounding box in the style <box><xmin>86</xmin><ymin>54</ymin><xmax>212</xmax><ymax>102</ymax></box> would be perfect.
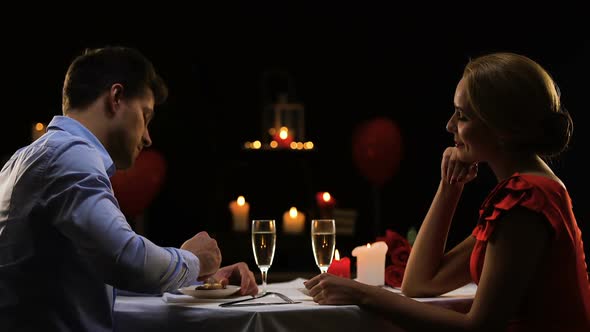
<box><xmin>446</xmin><ymin>119</ymin><xmax>456</xmax><ymax>133</ymax></box>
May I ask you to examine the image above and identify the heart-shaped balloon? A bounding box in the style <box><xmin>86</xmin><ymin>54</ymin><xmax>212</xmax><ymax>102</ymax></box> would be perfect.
<box><xmin>352</xmin><ymin>117</ymin><xmax>403</xmax><ymax>187</ymax></box>
<box><xmin>110</xmin><ymin>148</ymin><xmax>167</xmax><ymax>219</ymax></box>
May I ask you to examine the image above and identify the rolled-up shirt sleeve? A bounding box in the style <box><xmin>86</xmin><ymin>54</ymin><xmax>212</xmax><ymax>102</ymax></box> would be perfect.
<box><xmin>43</xmin><ymin>141</ymin><xmax>200</xmax><ymax>293</ymax></box>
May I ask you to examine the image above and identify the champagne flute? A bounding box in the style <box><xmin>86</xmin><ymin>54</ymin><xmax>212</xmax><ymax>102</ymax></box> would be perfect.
<box><xmin>311</xmin><ymin>219</ymin><xmax>336</xmax><ymax>273</ymax></box>
<box><xmin>251</xmin><ymin>219</ymin><xmax>276</xmax><ymax>294</ymax></box>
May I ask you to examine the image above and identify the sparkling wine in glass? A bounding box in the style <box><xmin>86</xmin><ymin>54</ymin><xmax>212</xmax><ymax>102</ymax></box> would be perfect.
<box><xmin>251</xmin><ymin>219</ymin><xmax>276</xmax><ymax>294</ymax></box>
<box><xmin>311</xmin><ymin>219</ymin><xmax>336</xmax><ymax>274</ymax></box>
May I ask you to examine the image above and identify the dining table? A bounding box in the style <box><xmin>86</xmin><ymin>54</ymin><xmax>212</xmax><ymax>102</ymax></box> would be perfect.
<box><xmin>114</xmin><ymin>277</ymin><xmax>477</xmax><ymax>331</ymax></box>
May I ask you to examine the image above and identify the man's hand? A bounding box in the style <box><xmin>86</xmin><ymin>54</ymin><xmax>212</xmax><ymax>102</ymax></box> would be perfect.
<box><xmin>210</xmin><ymin>262</ymin><xmax>259</xmax><ymax>296</ymax></box>
<box><xmin>181</xmin><ymin>231</ymin><xmax>222</xmax><ymax>279</ymax></box>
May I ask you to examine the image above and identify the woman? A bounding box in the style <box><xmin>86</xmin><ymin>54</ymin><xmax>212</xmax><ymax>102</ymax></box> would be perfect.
<box><xmin>304</xmin><ymin>52</ymin><xmax>590</xmax><ymax>331</ymax></box>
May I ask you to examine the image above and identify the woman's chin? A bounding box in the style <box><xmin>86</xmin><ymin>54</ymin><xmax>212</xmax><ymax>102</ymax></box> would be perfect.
<box><xmin>456</xmin><ymin>151</ymin><xmax>476</xmax><ymax>164</ymax></box>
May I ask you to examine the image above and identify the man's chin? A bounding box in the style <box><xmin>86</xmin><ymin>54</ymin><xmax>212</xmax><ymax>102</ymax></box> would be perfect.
<box><xmin>115</xmin><ymin>158</ymin><xmax>134</xmax><ymax>170</ymax></box>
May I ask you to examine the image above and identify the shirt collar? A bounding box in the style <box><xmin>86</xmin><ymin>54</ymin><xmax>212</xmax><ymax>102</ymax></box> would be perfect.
<box><xmin>46</xmin><ymin>116</ymin><xmax>116</xmax><ymax>176</ymax></box>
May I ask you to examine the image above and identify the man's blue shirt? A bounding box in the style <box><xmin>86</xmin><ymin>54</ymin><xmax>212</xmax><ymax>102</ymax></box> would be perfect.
<box><xmin>0</xmin><ymin>116</ymin><xmax>199</xmax><ymax>331</ymax></box>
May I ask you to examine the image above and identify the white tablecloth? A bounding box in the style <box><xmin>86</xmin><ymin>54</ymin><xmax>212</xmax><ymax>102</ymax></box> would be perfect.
<box><xmin>114</xmin><ymin>278</ymin><xmax>477</xmax><ymax>331</ymax></box>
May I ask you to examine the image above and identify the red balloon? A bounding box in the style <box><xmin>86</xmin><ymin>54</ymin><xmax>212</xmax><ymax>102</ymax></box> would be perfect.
<box><xmin>110</xmin><ymin>149</ymin><xmax>167</xmax><ymax>219</ymax></box>
<box><xmin>352</xmin><ymin>117</ymin><xmax>403</xmax><ymax>187</ymax></box>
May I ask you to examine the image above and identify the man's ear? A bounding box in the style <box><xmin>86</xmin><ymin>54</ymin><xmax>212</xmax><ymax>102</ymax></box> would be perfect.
<box><xmin>107</xmin><ymin>83</ymin><xmax>125</xmax><ymax>114</ymax></box>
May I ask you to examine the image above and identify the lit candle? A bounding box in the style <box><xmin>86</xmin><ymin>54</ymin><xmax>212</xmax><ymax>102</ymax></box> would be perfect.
<box><xmin>327</xmin><ymin>249</ymin><xmax>351</xmax><ymax>278</ymax></box>
<box><xmin>282</xmin><ymin>206</ymin><xmax>305</xmax><ymax>234</ymax></box>
<box><xmin>352</xmin><ymin>241</ymin><xmax>388</xmax><ymax>286</ymax></box>
<box><xmin>316</xmin><ymin>191</ymin><xmax>336</xmax><ymax>218</ymax></box>
<box><xmin>272</xmin><ymin>126</ymin><xmax>293</xmax><ymax>148</ymax></box>
<box><xmin>31</xmin><ymin>122</ymin><xmax>46</xmax><ymax>142</ymax></box>
<box><xmin>229</xmin><ymin>196</ymin><xmax>250</xmax><ymax>232</ymax></box>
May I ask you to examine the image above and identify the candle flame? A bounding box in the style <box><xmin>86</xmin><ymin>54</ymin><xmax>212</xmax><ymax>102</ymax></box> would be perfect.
<box><xmin>367</xmin><ymin>243</ymin><xmax>371</xmax><ymax>248</ymax></box>
<box><xmin>322</xmin><ymin>192</ymin><xmax>332</xmax><ymax>202</ymax></box>
<box><xmin>289</xmin><ymin>207</ymin><xmax>298</xmax><ymax>218</ymax></box>
<box><xmin>279</xmin><ymin>127</ymin><xmax>289</xmax><ymax>139</ymax></box>
<box><xmin>334</xmin><ymin>249</ymin><xmax>340</xmax><ymax>260</ymax></box>
<box><xmin>237</xmin><ymin>196</ymin><xmax>245</xmax><ymax>206</ymax></box>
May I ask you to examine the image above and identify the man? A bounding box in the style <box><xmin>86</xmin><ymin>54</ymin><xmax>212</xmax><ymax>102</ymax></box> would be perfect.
<box><xmin>0</xmin><ymin>46</ymin><xmax>258</xmax><ymax>331</ymax></box>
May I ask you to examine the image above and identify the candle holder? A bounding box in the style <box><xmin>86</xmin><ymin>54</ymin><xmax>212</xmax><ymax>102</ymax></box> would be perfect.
<box><xmin>327</xmin><ymin>249</ymin><xmax>351</xmax><ymax>278</ymax></box>
<box><xmin>316</xmin><ymin>191</ymin><xmax>336</xmax><ymax>219</ymax></box>
<box><xmin>262</xmin><ymin>92</ymin><xmax>305</xmax><ymax>149</ymax></box>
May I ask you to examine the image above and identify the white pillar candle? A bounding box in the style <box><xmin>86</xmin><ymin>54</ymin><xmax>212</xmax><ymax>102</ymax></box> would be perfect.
<box><xmin>282</xmin><ymin>207</ymin><xmax>305</xmax><ymax>234</ymax></box>
<box><xmin>352</xmin><ymin>241</ymin><xmax>388</xmax><ymax>286</ymax></box>
<box><xmin>229</xmin><ymin>196</ymin><xmax>250</xmax><ymax>232</ymax></box>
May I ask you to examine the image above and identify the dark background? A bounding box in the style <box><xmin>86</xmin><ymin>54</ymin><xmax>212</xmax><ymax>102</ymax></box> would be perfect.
<box><xmin>2</xmin><ymin>7</ymin><xmax>589</xmax><ymax>274</ymax></box>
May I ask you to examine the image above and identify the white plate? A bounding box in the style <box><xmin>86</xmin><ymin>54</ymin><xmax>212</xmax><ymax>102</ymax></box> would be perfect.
<box><xmin>179</xmin><ymin>285</ymin><xmax>241</xmax><ymax>299</ymax></box>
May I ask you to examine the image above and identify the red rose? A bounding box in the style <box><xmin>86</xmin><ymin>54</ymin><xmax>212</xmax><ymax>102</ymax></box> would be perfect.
<box><xmin>390</xmin><ymin>245</ymin><xmax>411</xmax><ymax>267</ymax></box>
<box><xmin>376</xmin><ymin>229</ymin><xmax>410</xmax><ymax>255</ymax></box>
<box><xmin>384</xmin><ymin>265</ymin><xmax>406</xmax><ymax>288</ymax></box>
<box><xmin>377</xmin><ymin>229</ymin><xmax>412</xmax><ymax>288</ymax></box>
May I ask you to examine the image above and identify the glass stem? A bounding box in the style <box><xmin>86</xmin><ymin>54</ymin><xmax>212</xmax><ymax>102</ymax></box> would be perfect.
<box><xmin>260</xmin><ymin>267</ymin><xmax>269</xmax><ymax>294</ymax></box>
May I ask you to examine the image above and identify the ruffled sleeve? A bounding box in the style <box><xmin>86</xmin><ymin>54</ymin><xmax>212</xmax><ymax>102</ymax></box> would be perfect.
<box><xmin>472</xmin><ymin>174</ymin><xmax>555</xmax><ymax>242</ymax></box>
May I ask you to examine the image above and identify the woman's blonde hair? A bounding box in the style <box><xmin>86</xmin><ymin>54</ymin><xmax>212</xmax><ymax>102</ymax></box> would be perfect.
<box><xmin>462</xmin><ymin>52</ymin><xmax>572</xmax><ymax>158</ymax></box>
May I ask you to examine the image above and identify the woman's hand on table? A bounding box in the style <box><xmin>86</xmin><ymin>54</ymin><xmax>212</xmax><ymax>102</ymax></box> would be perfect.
<box><xmin>304</xmin><ymin>273</ymin><xmax>370</xmax><ymax>305</ymax></box>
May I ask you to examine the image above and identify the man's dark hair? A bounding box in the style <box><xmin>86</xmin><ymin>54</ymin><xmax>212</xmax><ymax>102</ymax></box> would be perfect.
<box><xmin>62</xmin><ymin>46</ymin><xmax>168</xmax><ymax>113</ymax></box>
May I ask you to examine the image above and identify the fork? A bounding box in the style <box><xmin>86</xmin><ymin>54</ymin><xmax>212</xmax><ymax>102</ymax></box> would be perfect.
<box><xmin>219</xmin><ymin>291</ymin><xmax>299</xmax><ymax>307</ymax></box>
<box><xmin>268</xmin><ymin>292</ymin><xmax>297</xmax><ymax>303</ymax></box>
